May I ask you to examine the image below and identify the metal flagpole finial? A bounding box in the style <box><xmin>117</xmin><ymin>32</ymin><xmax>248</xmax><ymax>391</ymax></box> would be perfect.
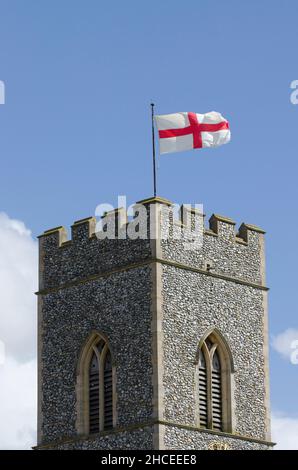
<box><xmin>150</xmin><ymin>103</ymin><xmax>157</xmax><ymax>198</ymax></box>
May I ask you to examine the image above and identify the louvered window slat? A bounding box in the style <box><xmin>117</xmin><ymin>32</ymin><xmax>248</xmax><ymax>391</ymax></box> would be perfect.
<box><xmin>211</xmin><ymin>350</ymin><xmax>222</xmax><ymax>431</ymax></box>
<box><xmin>104</xmin><ymin>351</ymin><xmax>113</xmax><ymax>430</ymax></box>
<box><xmin>89</xmin><ymin>351</ymin><xmax>100</xmax><ymax>434</ymax></box>
<box><xmin>198</xmin><ymin>349</ymin><xmax>208</xmax><ymax>428</ymax></box>
<box><xmin>88</xmin><ymin>342</ymin><xmax>114</xmax><ymax>434</ymax></box>
<box><xmin>198</xmin><ymin>337</ymin><xmax>226</xmax><ymax>433</ymax></box>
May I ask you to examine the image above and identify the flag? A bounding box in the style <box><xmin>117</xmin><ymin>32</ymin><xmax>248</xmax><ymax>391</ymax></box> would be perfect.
<box><xmin>155</xmin><ymin>111</ymin><xmax>230</xmax><ymax>155</ymax></box>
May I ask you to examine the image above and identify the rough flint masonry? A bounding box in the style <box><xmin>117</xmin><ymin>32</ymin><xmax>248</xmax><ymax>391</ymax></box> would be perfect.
<box><xmin>95</xmin><ymin>195</ymin><xmax>204</xmax><ymax>250</ymax></box>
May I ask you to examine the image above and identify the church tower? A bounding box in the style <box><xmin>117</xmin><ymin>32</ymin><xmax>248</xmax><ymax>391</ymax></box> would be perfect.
<box><xmin>36</xmin><ymin>197</ymin><xmax>274</xmax><ymax>450</ymax></box>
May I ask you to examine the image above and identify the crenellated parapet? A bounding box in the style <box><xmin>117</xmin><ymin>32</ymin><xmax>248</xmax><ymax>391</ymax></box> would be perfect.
<box><xmin>38</xmin><ymin>212</ymin><xmax>152</xmax><ymax>291</ymax></box>
<box><xmin>159</xmin><ymin>203</ymin><xmax>266</xmax><ymax>287</ymax></box>
<box><xmin>38</xmin><ymin>197</ymin><xmax>266</xmax><ymax>291</ymax></box>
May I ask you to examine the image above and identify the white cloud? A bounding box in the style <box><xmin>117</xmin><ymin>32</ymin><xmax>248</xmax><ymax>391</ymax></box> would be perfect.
<box><xmin>0</xmin><ymin>213</ymin><xmax>37</xmax><ymax>449</ymax></box>
<box><xmin>0</xmin><ymin>212</ymin><xmax>37</xmax><ymax>362</ymax></box>
<box><xmin>0</xmin><ymin>357</ymin><xmax>36</xmax><ymax>449</ymax></box>
<box><xmin>272</xmin><ymin>328</ymin><xmax>298</xmax><ymax>363</ymax></box>
<box><xmin>271</xmin><ymin>412</ymin><xmax>298</xmax><ymax>450</ymax></box>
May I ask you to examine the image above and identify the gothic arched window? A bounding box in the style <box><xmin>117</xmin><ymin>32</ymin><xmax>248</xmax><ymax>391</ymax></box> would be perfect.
<box><xmin>197</xmin><ymin>330</ymin><xmax>233</xmax><ymax>433</ymax></box>
<box><xmin>76</xmin><ymin>333</ymin><xmax>115</xmax><ymax>435</ymax></box>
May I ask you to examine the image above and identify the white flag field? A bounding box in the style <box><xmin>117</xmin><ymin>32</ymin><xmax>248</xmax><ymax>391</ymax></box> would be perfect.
<box><xmin>155</xmin><ymin>111</ymin><xmax>231</xmax><ymax>155</ymax></box>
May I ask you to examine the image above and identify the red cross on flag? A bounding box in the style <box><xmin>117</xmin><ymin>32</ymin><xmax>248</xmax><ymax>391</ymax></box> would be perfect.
<box><xmin>155</xmin><ymin>111</ymin><xmax>230</xmax><ymax>155</ymax></box>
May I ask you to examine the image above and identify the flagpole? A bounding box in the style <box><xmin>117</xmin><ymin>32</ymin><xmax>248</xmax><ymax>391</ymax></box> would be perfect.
<box><xmin>151</xmin><ymin>103</ymin><xmax>157</xmax><ymax>198</ymax></box>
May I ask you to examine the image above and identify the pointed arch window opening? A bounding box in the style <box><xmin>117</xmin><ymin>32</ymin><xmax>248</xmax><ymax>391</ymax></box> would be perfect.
<box><xmin>198</xmin><ymin>334</ymin><xmax>231</xmax><ymax>433</ymax></box>
<box><xmin>87</xmin><ymin>338</ymin><xmax>114</xmax><ymax>434</ymax></box>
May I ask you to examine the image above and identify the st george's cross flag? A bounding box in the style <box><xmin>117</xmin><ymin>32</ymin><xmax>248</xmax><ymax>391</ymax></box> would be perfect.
<box><xmin>155</xmin><ymin>111</ymin><xmax>230</xmax><ymax>155</ymax></box>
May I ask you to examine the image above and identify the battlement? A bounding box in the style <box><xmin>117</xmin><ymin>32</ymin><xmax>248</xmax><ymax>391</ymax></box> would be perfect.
<box><xmin>39</xmin><ymin>198</ymin><xmax>265</xmax><ymax>246</ymax></box>
<box><xmin>38</xmin><ymin>197</ymin><xmax>266</xmax><ymax>291</ymax></box>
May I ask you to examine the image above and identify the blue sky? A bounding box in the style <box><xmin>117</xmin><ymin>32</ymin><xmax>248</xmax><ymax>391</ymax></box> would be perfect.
<box><xmin>0</xmin><ymin>0</ymin><xmax>298</xmax><ymax>447</ymax></box>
